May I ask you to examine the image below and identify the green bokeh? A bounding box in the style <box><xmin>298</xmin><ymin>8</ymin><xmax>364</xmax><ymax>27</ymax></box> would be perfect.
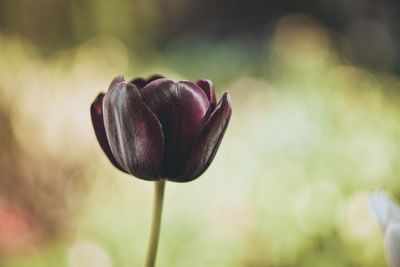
<box><xmin>0</xmin><ymin>8</ymin><xmax>398</xmax><ymax>267</ymax></box>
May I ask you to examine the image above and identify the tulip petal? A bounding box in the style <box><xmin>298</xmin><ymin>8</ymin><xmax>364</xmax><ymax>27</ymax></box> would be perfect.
<box><xmin>129</xmin><ymin>75</ymin><xmax>164</xmax><ymax>89</ymax></box>
<box><xmin>174</xmin><ymin>92</ymin><xmax>232</xmax><ymax>182</ymax></box>
<box><xmin>140</xmin><ymin>79</ymin><xmax>210</xmax><ymax>178</ymax></box>
<box><xmin>90</xmin><ymin>93</ymin><xmax>127</xmax><ymax>173</ymax></box>
<box><xmin>109</xmin><ymin>75</ymin><xmax>125</xmax><ymax>90</ymax></box>
<box><xmin>196</xmin><ymin>79</ymin><xmax>217</xmax><ymax>109</ymax></box>
<box><xmin>103</xmin><ymin>81</ymin><xmax>164</xmax><ymax>180</ymax></box>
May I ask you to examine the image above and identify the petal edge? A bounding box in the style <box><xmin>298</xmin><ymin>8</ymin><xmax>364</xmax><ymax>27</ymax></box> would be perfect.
<box><xmin>196</xmin><ymin>79</ymin><xmax>217</xmax><ymax>109</ymax></box>
<box><xmin>90</xmin><ymin>93</ymin><xmax>127</xmax><ymax>173</ymax></box>
<box><xmin>173</xmin><ymin>92</ymin><xmax>232</xmax><ymax>182</ymax></box>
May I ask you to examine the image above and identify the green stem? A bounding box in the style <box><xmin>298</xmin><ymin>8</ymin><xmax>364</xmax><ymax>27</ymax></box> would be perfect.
<box><xmin>145</xmin><ymin>179</ymin><xmax>166</xmax><ymax>267</ymax></box>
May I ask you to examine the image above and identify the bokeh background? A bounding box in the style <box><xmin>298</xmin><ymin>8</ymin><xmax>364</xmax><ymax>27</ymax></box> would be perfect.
<box><xmin>1</xmin><ymin>0</ymin><xmax>400</xmax><ymax>266</ymax></box>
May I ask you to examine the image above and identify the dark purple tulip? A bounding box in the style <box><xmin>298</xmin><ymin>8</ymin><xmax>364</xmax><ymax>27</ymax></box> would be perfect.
<box><xmin>91</xmin><ymin>75</ymin><xmax>232</xmax><ymax>182</ymax></box>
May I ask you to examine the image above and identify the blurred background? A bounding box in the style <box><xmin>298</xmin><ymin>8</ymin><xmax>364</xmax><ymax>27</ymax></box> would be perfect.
<box><xmin>1</xmin><ymin>0</ymin><xmax>400</xmax><ymax>266</ymax></box>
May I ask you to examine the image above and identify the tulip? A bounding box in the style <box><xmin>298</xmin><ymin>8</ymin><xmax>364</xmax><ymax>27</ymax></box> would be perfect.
<box><xmin>90</xmin><ymin>75</ymin><xmax>232</xmax><ymax>267</ymax></box>
<box><xmin>369</xmin><ymin>192</ymin><xmax>400</xmax><ymax>267</ymax></box>
<box><xmin>91</xmin><ymin>75</ymin><xmax>232</xmax><ymax>182</ymax></box>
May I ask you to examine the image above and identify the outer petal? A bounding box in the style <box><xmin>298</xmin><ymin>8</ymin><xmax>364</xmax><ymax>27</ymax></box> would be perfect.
<box><xmin>129</xmin><ymin>75</ymin><xmax>164</xmax><ymax>89</ymax></box>
<box><xmin>90</xmin><ymin>93</ymin><xmax>127</xmax><ymax>173</ymax></box>
<box><xmin>174</xmin><ymin>92</ymin><xmax>232</xmax><ymax>182</ymax></box>
<box><xmin>108</xmin><ymin>75</ymin><xmax>125</xmax><ymax>90</ymax></box>
<box><xmin>140</xmin><ymin>79</ymin><xmax>210</xmax><ymax>178</ymax></box>
<box><xmin>103</xmin><ymin>81</ymin><xmax>164</xmax><ymax>180</ymax></box>
<box><xmin>196</xmin><ymin>79</ymin><xmax>217</xmax><ymax>109</ymax></box>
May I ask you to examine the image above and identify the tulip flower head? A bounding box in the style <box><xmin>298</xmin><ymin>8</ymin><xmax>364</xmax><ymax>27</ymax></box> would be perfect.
<box><xmin>91</xmin><ymin>75</ymin><xmax>232</xmax><ymax>182</ymax></box>
<box><xmin>369</xmin><ymin>192</ymin><xmax>400</xmax><ymax>267</ymax></box>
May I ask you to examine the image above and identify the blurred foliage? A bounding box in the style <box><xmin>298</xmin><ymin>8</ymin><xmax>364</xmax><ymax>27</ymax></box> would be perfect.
<box><xmin>1</xmin><ymin>0</ymin><xmax>399</xmax><ymax>72</ymax></box>
<box><xmin>0</xmin><ymin>2</ymin><xmax>400</xmax><ymax>267</ymax></box>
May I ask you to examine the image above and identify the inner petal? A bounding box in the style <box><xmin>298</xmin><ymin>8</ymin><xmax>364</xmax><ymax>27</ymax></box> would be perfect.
<box><xmin>129</xmin><ymin>75</ymin><xmax>164</xmax><ymax>89</ymax></box>
<box><xmin>140</xmin><ymin>79</ymin><xmax>210</xmax><ymax>178</ymax></box>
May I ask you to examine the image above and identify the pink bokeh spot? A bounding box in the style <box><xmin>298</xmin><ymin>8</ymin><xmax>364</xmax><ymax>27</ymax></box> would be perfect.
<box><xmin>0</xmin><ymin>201</ymin><xmax>41</xmax><ymax>255</ymax></box>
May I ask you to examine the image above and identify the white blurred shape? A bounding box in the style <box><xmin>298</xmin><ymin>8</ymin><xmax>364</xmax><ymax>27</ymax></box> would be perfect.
<box><xmin>68</xmin><ymin>240</ymin><xmax>112</xmax><ymax>267</ymax></box>
<box><xmin>385</xmin><ymin>223</ymin><xmax>400</xmax><ymax>267</ymax></box>
<box><xmin>369</xmin><ymin>192</ymin><xmax>400</xmax><ymax>267</ymax></box>
<box><xmin>369</xmin><ymin>192</ymin><xmax>400</xmax><ymax>231</ymax></box>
